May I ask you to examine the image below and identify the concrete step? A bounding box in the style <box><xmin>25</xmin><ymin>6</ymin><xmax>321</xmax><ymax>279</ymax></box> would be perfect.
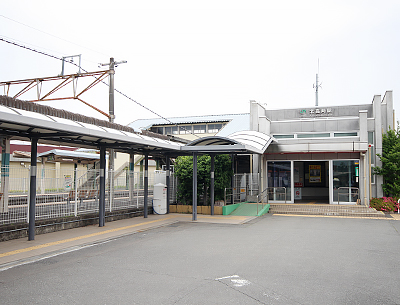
<box><xmin>268</xmin><ymin>204</ymin><xmax>385</xmax><ymax>217</ymax></box>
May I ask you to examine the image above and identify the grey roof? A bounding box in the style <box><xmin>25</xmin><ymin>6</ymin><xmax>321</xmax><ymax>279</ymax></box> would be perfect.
<box><xmin>128</xmin><ymin>113</ymin><xmax>250</xmax><ymax>137</ymax></box>
<box><xmin>38</xmin><ymin>149</ymin><xmax>100</xmax><ymax>163</ymax></box>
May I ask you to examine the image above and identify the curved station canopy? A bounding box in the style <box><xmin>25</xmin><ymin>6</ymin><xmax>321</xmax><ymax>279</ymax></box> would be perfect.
<box><xmin>184</xmin><ymin>130</ymin><xmax>274</xmax><ymax>155</ymax></box>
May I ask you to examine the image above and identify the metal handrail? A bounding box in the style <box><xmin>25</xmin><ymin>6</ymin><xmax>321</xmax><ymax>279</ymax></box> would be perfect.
<box><xmin>337</xmin><ymin>187</ymin><xmax>359</xmax><ymax>204</ymax></box>
<box><xmin>224</xmin><ymin>187</ymin><xmax>234</xmax><ymax>205</ymax></box>
<box><xmin>224</xmin><ymin>187</ymin><xmax>246</xmax><ymax>205</ymax></box>
<box><xmin>256</xmin><ymin>187</ymin><xmax>287</xmax><ymax>214</ymax></box>
<box><xmin>256</xmin><ymin>187</ymin><xmax>269</xmax><ymax>214</ymax></box>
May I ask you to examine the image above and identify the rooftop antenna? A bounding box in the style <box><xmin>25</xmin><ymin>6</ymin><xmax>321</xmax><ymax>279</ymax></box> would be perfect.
<box><xmin>313</xmin><ymin>59</ymin><xmax>322</xmax><ymax>106</ymax></box>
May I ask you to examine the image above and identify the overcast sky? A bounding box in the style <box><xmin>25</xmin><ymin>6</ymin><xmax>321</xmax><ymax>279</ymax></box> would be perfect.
<box><xmin>1</xmin><ymin>0</ymin><xmax>399</xmax><ymax>126</ymax></box>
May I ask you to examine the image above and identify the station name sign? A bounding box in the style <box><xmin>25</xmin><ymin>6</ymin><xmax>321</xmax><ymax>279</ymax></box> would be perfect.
<box><xmin>300</xmin><ymin>108</ymin><xmax>333</xmax><ymax>117</ymax></box>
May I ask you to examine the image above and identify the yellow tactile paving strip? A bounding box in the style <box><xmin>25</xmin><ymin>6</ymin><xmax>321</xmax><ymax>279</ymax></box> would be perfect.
<box><xmin>0</xmin><ymin>213</ymin><xmax>254</xmax><ymax>267</ymax></box>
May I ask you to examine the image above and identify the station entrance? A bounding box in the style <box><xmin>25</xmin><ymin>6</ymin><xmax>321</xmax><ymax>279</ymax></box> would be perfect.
<box><xmin>267</xmin><ymin>160</ymin><xmax>360</xmax><ymax>204</ymax></box>
<box><xmin>293</xmin><ymin>161</ymin><xmax>329</xmax><ymax>203</ymax></box>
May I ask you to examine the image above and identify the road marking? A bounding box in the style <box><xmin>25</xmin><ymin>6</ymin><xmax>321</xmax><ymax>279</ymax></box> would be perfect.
<box><xmin>0</xmin><ymin>216</ymin><xmax>175</xmax><ymax>258</ymax></box>
<box><xmin>215</xmin><ymin>275</ymin><xmax>251</xmax><ymax>287</ymax></box>
<box><xmin>215</xmin><ymin>275</ymin><xmax>239</xmax><ymax>280</ymax></box>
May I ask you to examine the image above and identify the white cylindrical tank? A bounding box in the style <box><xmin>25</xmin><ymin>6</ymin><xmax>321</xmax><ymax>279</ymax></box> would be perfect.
<box><xmin>153</xmin><ymin>183</ymin><xmax>167</xmax><ymax>214</ymax></box>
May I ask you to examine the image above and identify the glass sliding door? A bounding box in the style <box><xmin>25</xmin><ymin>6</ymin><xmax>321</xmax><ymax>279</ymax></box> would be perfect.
<box><xmin>332</xmin><ymin>160</ymin><xmax>360</xmax><ymax>204</ymax></box>
<box><xmin>267</xmin><ymin>161</ymin><xmax>291</xmax><ymax>202</ymax></box>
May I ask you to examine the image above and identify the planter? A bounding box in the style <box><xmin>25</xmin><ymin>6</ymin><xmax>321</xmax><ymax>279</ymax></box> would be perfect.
<box><xmin>169</xmin><ymin>205</ymin><xmax>222</xmax><ymax>215</ymax></box>
<box><xmin>177</xmin><ymin>205</ymin><xmax>190</xmax><ymax>213</ymax></box>
<box><xmin>214</xmin><ymin>206</ymin><xmax>223</xmax><ymax>215</ymax></box>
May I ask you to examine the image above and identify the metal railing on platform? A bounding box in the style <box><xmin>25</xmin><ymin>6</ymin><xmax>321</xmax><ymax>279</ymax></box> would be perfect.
<box><xmin>0</xmin><ymin>166</ymin><xmax>176</xmax><ymax>226</ymax></box>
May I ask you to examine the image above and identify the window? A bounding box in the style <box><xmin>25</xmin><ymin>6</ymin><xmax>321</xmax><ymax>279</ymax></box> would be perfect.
<box><xmin>297</xmin><ymin>133</ymin><xmax>330</xmax><ymax>138</ymax></box>
<box><xmin>334</xmin><ymin>132</ymin><xmax>357</xmax><ymax>137</ymax></box>
<box><xmin>171</xmin><ymin>126</ymin><xmax>179</xmax><ymax>135</ymax></box>
<box><xmin>193</xmin><ymin>125</ymin><xmax>206</xmax><ymax>134</ymax></box>
<box><xmin>179</xmin><ymin>125</ymin><xmax>192</xmax><ymax>134</ymax></box>
<box><xmin>150</xmin><ymin>126</ymin><xmax>163</xmax><ymax>134</ymax></box>
<box><xmin>273</xmin><ymin>134</ymin><xmax>295</xmax><ymax>139</ymax></box>
<box><xmin>267</xmin><ymin>161</ymin><xmax>291</xmax><ymax>201</ymax></box>
<box><xmin>208</xmin><ymin>123</ymin><xmax>223</xmax><ymax>133</ymax></box>
<box><xmin>164</xmin><ymin>126</ymin><xmax>179</xmax><ymax>135</ymax></box>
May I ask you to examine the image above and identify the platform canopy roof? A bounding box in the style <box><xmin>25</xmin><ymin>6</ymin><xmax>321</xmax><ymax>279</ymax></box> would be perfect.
<box><xmin>0</xmin><ymin>99</ymin><xmax>183</xmax><ymax>157</ymax></box>
<box><xmin>0</xmin><ymin>97</ymin><xmax>274</xmax><ymax>157</ymax></box>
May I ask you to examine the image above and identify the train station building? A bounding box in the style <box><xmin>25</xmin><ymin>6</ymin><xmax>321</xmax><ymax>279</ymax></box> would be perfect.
<box><xmin>0</xmin><ymin>91</ymin><xmax>395</xmax><ymax>240</ymax></box>
<box><xmin>130</xmin><ymin>91</ymin><xmax>395</xmax><ymax>206</ymax></box>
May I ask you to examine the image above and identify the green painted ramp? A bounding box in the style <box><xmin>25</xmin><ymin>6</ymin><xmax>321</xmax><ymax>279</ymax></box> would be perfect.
<box><xmin>229</xmin><ymin>203</ymin><xmax>261</xmax><ymax>216</ymax></box>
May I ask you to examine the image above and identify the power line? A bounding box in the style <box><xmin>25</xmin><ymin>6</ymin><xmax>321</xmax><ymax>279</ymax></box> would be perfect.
<box><xmin>1</xmin><ymin>37</ymin><xmax>62</xmax><ymax>61</ymax></box>
<box><xmin>0</xmin><ymin>37</ymin><xmax>198</xmax><ymax>137</ymax></box>
<box><xmin>0</xmin><ymin>14</ymin><xmax>110</xmax><ymax>59</ymax></box>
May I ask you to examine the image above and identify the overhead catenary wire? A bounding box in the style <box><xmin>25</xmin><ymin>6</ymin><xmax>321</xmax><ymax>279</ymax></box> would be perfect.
<box><xmin>0</xmin><ymin>14</ymin><xmax>110</xmax><ymax>60</ymax></box>
<box><xmin>0</xmin><ymin>36</ymin><xmax>199</xmax><ymax>138</ymax></box>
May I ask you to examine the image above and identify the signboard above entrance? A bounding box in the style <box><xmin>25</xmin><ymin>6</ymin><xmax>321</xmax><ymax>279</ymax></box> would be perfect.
<box><xmin>300</xmin><ymin>108</ymin><xmax>333</xmax><ymax>117</ymax></box>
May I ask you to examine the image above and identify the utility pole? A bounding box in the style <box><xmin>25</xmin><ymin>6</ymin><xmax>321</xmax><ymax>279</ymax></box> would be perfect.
<box><xmin>313</xmin><ymin>59</ymin><xmax>321</xmax><ymax>107</ymax></box>
<box><xmin>315</xmin><ymin>73</ymin><xmax>319</xmax><ymax>107</ymax></box>
<box><xmin>99</xmin><ymin>57</ymin><xmax>127</xmax><ymax>211</ymax></box>
<box><xmin>99</xmin><ymin>57</ymin><xmax>127</xmax><ymax>123</ymax></box>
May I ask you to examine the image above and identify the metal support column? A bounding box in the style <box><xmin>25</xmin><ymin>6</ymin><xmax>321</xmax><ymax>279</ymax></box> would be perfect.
<box><xmin>144</xmin><ymin>153</ymin><xmax>149</xmax><ymax>218</ymax></box>
<box><xmin>0</xmin><ymin>137</ymin><xmax>10</xmax><ymax>213</ymax></box>
<box><xmin>140</xmin><ymin>159</ymin><xmax>144</xmax><ymax>188</ymax></box>
<box><xmin>99</xmin><ymin>146</ymin><xmax>106</xmax><ymax>227</ymax></box>
<box><xmin>129</xmin><ymin>153</ymin><xmax>135</xmax><ymax>204</ymax></box>
<box><xmin>210</xmin><ymin>154</ymin><xmax>215</xmax><ymax>215</ymax></box>
<box><xmin>28</xmin><ymin>137</ymin><xmax>38</xmax><ymax>241</ymax></box>
<box><xmin>192</xmin><ymin>152</ymin><xmax>198</xmax><ymax>221</ymax></box>
<box><xmin>231</xmin><ymin>154</ymin><xmax>235</xmax><ymax>205</ymax></box>
<box><xmin>166</xmin><ymin>155</ymin><xmax>170</xmax><ymax>214</ymax></box>
<box><xmin>109</xmin><ymin>149</ymin><xmax>114</xmax><ymax>212</ymax></box>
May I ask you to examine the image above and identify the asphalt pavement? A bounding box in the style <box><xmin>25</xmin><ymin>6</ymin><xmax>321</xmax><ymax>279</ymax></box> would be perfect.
<box><xmin>1</xmin><ymin>213</ymin><xmax>400</xmax><ymax>304</ymax></box>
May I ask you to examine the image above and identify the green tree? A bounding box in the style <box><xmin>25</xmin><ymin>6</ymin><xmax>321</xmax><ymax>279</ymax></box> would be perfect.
<box><xmin>373</xmin><ymin>124</ymin><xmax>400</xmax><ymax>197</ymax></box>
<box><xmin>174</xmin><ymin>154</ymin><xmax>232</xmax><ymax>205</ymax></box>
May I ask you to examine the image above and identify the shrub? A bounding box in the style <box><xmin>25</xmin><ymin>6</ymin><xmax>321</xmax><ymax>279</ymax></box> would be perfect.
<box><xmin>370</xmin><ymin>197</ymin><xmax>399</xmax><ymax>212</ymax></box>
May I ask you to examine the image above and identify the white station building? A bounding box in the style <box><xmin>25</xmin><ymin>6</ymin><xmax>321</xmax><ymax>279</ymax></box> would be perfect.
<box><xmin>129</xmin><ymin>91</ymin><xmax>395</xmax><ymax>206</ymax></box>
